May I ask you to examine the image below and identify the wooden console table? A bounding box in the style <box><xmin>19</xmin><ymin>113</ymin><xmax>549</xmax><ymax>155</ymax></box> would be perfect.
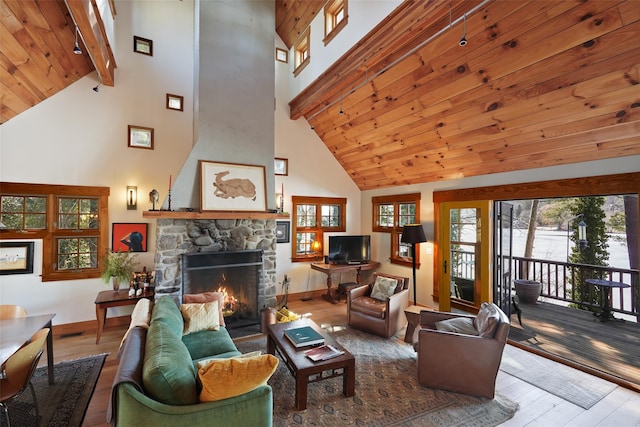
<box><xmin>94</xmin><ymin>288</ymin><xmax>154</xmax><ymax>343</ymax></box>
<box><xmin>311</xmin><ymin>261</ymin><xmax>380</xmax><ymax>304</ymax></box>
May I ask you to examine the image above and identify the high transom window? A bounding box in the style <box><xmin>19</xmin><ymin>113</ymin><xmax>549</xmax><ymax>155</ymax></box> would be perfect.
<box><xmin>324</xmin><ymin>0</ymin><xmax>348</xmax><ymax>45</ymax></box>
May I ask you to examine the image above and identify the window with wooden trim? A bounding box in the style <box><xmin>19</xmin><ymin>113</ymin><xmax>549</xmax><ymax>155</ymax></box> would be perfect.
<box><xmin>293</xmin><ymin>27</ymin><xmax>310</xmax><ymax>77</ymax></box>
<box><xmin>324</xmin><ymin>0</ymin><xmax>348</xmax><ymax>45</ymax></box>
<box><xmin>292</xmin><ymin>196</ymin><xmax>346</xmax><ymax>262</ymax></box>
<box><xmin>372</xmin><ymin>193</ymin><xmax>421</xmax><ymax>266</ymax></box>
<box><xmin>0</xmin><ymin>182</ymin><xmax>109</xmax><ymax>281</ymax></box>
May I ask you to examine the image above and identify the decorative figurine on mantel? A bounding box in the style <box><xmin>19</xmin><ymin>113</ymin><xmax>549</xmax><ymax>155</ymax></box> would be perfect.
<box><xmin>149</xmin><ymin>189</ymin><xmax>160</xmax><ymax>211</ymax></box>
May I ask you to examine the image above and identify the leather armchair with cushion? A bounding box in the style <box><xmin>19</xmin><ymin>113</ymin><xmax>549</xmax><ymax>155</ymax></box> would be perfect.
<box><xmin>347</xmin><ymin>273</ymin><xmax>410</xmax><ymax>338</ymax></box>
<box><xmin>412</xmin><ymin>302</ymin><xmax>510</xmax><ymax>399</ymax></box>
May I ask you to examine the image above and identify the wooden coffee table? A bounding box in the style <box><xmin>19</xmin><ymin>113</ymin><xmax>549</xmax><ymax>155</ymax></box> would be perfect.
<box><xmin>267</xmin><ymin>318</ymin><xmax>355</xmax><ymax>410</ymax></box>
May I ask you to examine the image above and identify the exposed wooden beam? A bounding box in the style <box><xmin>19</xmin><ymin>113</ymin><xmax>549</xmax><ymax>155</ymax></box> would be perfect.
<box><xmin>64</xmin><ymin>0</ymin><xmax>115</xmax><ymax>86</ymax></box>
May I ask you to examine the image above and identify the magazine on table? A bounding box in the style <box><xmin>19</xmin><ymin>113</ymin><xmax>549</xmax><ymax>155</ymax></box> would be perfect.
<box><xmin>305</xmin><ymin>344</ymin><xmax>344</xmax><ymax>361</ymax></box>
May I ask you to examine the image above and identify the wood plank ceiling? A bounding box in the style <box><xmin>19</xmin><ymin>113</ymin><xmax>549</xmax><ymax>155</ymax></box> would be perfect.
<box><xmin>0</xmin><ymin>0</ymin><xmax>95</xmax><ymax>124</ymax></box>
<box><xmin>279</xmin><ymin>0</ymin><xmax>640</xmax><ymax>190</ymax></box>
<box><xmin>2</xmin><ymin>1</ymin><xmax>639</xmax><ymax>192</ymax></box>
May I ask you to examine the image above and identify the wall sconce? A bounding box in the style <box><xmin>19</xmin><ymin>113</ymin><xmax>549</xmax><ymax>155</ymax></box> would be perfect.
<box><xmin>127</xmin><ymin>186</ymin><xmax>138</xmax><ymax>210</ymax></box>
<box><xmin>275</xmin><ymin>193</ymin><xmax>283</xmax><ymax>213</ymax></box>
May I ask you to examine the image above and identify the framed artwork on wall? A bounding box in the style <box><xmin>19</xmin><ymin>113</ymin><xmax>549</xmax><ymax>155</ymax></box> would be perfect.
<box><xmin>133</xmin><ymin>36</ymin><xmax>153</xmax><ymax>56</ymax></box>
<box><xmin>199</xmin><ymin>160</ymin><xmax>267</xmax><ymax>212</ymax></box>
<box><xmin>275</xmin><ymin>158</ymin><xmax>288</xmax><ymax>176</ymax></box>
<box><xmin>166</xmin><ymin>94</ymin><xmax>184</xmax><ymax>111</ymax></box>
<box><xmin>128</xmin><ymin>125</ymin><xmax>154</xmax><ymax>150</ymax></box>
<box><xmin>112</xmin><ymin>223</ymin><xmax>148</xmax><ymax>252</ymax></box>
<box><xmin>0</xmin><ymin>241</ymin><xmax>34</xmax><ymax>275</ymax></box>
<box><xmin>276</xmin><ymin>221</ymin><xmax>290</xmax><ymax>243</ymax></box>
<box><xmin>276</xmin><ymin>47</ymin><xmax>288</xmax><ymax>63</ymax></box>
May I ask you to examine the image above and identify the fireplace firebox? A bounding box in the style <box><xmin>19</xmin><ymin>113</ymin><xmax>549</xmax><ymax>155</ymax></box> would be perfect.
<box><xmin>181</xmin><ymin>249</ymin><xmax>262</xmax><ymax>329</ymax></box>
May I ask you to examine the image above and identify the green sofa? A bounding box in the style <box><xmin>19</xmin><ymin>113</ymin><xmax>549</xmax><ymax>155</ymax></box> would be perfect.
<box><xmin>109</xmin><ymin>296</ymin><xmax>273</xmax><ymax>426</ymax></box>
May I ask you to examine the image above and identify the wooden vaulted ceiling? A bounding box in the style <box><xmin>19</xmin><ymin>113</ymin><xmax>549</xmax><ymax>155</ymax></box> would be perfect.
<box><xmin>279</xmin><ymin>0</ymin><xmax>640</xmax><ymax>190</ymax></box>
<box><xmin>3</xmin><ymin>1</ymin><xmax>639</xmax><ymax>192</ymax></box>
<box><xmin>0</xmin><ymin>0</ymin><xmax>113</xmax><ymax>125</ymax></box>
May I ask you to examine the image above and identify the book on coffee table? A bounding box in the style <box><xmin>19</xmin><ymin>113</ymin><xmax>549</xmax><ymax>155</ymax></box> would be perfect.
<box><xmin>304</xmin><ymin>344</ymin><xmax>344</xmax><ymax>361</ymax></box>
<box><xmin>284</xmin><ymin>326</ymin><xmax>324</xmax><ymax>348</ymax></box>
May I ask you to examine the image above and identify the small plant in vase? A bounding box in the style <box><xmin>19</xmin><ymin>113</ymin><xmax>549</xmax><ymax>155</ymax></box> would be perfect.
<box><xmin>101</xmin><ymin>250</ymin><xmax>138</xmax><ymax>291</ymax></box>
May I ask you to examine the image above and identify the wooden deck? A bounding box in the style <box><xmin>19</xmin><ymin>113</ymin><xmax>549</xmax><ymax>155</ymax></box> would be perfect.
<box><xmin>507</xmin><ymin>299</ymin><xmax>640</xmax><ymax>389</ymax></box>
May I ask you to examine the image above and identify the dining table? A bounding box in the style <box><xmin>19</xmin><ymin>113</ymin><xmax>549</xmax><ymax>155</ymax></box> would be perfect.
<box><xmin>0</xmin><ymin>313</ymin><xmax>56</xmax><ymax>384</ymax></box>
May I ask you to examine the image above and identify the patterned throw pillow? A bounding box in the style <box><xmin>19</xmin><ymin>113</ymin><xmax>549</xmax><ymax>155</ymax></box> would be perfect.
<box><xmin>370</xmin><ymin>276</ymin><xmax>398</xmax><ymax>301</ymax></box>
<box><xmin>181</xmin><ymin>301</ymin><xmax>220</xmax><ymax>334</ymax></box>
<box><xmin>183</xmin><ymin>292</ymin><xmax>226</xmax><ymax>326</ymax></box>
<box><xmin>198</xmin><ymin>354</ymin><xmax>278</xmax><ymax>401</ymax></box>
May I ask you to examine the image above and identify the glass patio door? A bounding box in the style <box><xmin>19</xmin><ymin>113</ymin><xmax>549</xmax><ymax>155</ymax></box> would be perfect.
<box><xmin>493</xmin><ymin>201</ymin><xmax>513</xmax><ymax>316</ymax></box>
<box><xmin>439</xmin><ymin>201</ymin><xmax>491</xmax><ymax>312</ymax></box>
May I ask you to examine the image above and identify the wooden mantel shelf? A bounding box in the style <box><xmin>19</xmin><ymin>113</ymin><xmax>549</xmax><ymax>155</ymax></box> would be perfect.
<box><xmin>142</xmin><ymin>211</ymin><xmax>290</xmax><ymax>220</ymax></box>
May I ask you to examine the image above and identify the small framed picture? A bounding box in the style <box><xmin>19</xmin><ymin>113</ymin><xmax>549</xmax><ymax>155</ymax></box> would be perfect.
<box><xmin>128</xmin><ymin>125</ymin><xmax>154</xmax><ymax>150</ymax></box>
<box><xmin>166</xmin><ymin>94</ymin><xmax>184</xmax><ymax>111</ymax></box>
<box><xmin>276</xmin><ymin>47</ymin><xmax>288</xmax><ymax>63</ymax></box>
<box><xmin>112</xmin><ymin>223</ymin><xmax>148</xmax><ymax>252</ymax></box>
<box><xmin>133</xmin><ymin>36</ymin><xmax>153</xmax><ymax>56</ymax></box>
<box><xmin>276</xmin><ymin>221</ymin><xmax>290</xmax><ymax>243</ymax></box>
<box><xmin>275</xmin><ymin>158</ymin><xmax>288</xmax><ymax>176</ymax></box>
<box><xmin>0</xmin><ymin>241</ymin><xmax>34</xmax><ymax>275</ymax></box>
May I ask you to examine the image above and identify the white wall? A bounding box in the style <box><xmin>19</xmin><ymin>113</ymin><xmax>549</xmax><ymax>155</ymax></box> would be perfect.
<box><xmin>361</xmin><ymin>155</ymin><xmax>640</xmax><ymax>308</ymax></box>
<box><xmin>274</xmin><ymin>34</ymin><xmax>363</xmax><ymax>296</ymax></box>
<box><xmin>0</xmin><ymin>0</ymin><xmax>195</xmax><ymax>324</ymax></box>
<box><xmin>287</xmin><ymin>0</ymin><xmax>402</xmax><ymax>98</ymax></box>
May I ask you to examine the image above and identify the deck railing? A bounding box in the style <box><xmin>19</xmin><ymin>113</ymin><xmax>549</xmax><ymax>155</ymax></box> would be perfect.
<box><xmin>513</xmin><ymin>256</ymin><xmax>640</xmax><ymax>322</ymax></box>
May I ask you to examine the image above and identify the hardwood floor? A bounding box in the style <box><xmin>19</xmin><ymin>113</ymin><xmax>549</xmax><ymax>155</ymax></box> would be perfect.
<box><xmin>44</xmin><ymin>294</ymin><xmax>640</xmax><ymax>426</ymax></box>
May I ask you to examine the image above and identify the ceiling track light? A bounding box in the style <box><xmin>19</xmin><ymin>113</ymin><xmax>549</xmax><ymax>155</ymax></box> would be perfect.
<box><xmin>306</xmin><ymin>0</ymin><xmax>489</xmax><ymax>127</ymax></box>
<box><xmin>459</xmin><ymin>13</ymin><xmax>467</xmax><ymax>47</ymax></box>
<box><xmin>73</xmin><ymin>26</ymin><xmax>82</xmax><ymax>55</ymax></box>
<box><xmin>339</xmin><ymin>96</ymin><xmax>344</xmax><ymax>115</ymax></box>
<box><xmin>93</xmin><ymin>84</ymin><xmax>100</xmax><ymax>92</ymax></box>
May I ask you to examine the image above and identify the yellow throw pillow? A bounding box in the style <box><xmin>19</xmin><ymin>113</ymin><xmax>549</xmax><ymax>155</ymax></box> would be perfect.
<box><xmin>198</xmin><ymin>354</ymin><xmax>278</xmax><ymax>402</ymax></box>
<box><xmin>196</xmin><ymin>351</ymin><xmax>263</xmax><ymax>371</ymax></box>
<box><xmin>181</xmin><ymin>301</ymin><xmax>220</xmax><ymax>335</ymax></box>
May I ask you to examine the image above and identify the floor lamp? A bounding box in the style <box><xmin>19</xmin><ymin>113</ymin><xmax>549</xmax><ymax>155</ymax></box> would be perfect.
<box><xmin>401</xmin><ymin>224</ymin><xmax>427</xmax><ymax>305</ymax></box>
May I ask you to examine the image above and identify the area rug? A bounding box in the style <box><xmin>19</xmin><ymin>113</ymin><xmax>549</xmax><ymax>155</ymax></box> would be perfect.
<box><xmin>0</xmin><ymin>353</ymin><xmax>107</xmax><ymax>427</ymax></box>
<box><xmin>236</xmin><ymin>327</ymin><xmax>518</xmax><ymax>426</ymax></box>
<box><xmin>500</xmin><ymin>345</ymin><xmax>616</xmax><ymax>409</ymax></box>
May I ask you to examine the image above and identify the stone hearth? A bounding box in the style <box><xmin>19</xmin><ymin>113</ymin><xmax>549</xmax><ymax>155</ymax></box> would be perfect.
<box><xmin>152</xmin><ymin>218</ymin><xmax>278</xmax><ymax>310</ymax></box>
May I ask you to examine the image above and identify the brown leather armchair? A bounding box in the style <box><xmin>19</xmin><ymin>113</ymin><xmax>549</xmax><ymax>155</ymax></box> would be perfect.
<box><xmin>412</xmin><ymin>302</ymin><xmax>510</xmax><ymax>399</ymax></box>
<box><xmin>347</xmin><ymin>273</ymin><xmax>410</xmax><ymax>338</ymax></box>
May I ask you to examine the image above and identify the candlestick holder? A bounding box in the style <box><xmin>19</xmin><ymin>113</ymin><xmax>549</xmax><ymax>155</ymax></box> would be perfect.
<box><xmin>167</xmin><ymin>189</ymin><xmax>172</xmax><ymax>211</ymax></box>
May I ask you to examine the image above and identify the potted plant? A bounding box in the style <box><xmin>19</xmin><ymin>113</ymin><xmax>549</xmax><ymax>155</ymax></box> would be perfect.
<box><xmin>101</xmin><ymin>250</ymin><xmax>138</xmax><ymax>291</ymax></box>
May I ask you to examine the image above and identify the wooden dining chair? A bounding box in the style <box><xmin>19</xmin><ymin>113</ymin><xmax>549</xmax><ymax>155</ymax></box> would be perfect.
<box><xmin>0</xmin><ymin>327</ymin><xmax>49</xmax><ymax>426</ymax></box>
<box><xmin>0</xmin><ymin>305</ymin><xmax>27</xmax><ymax>320</ymax></box>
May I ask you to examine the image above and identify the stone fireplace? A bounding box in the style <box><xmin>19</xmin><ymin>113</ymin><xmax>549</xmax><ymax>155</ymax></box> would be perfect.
<box><xmin>152</xmin><ymin>217</ymin><xmax>278</xmax><ymax>317</ymax></box>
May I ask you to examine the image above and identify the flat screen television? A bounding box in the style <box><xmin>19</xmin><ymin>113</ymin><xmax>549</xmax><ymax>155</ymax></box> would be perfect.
<box><xmin>327</xmin><ymin>235</ymin><xmax>371</xmax><ymax>264</ymax></box>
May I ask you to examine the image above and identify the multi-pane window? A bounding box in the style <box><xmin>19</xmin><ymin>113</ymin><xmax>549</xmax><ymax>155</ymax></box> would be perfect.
<box><xmin>372</xmin><ymin>193</ymin><xmax>421</xmax><ymax>266</ymax></box>
<box><xmin>292</xmin><ymin>196</ymin><xmax>346</xmax><ymax>262</ymax></box>
<box><xmin>324</xmin><ymin>0</ymin><xmax>348</xmax><ymax>45</ymax></box>
<box><xmin>293</xmin><ymin>28</ymin><xmax>310</xmax><ymax>76</ymax></box>
<box><xmin>0</xmin><ymin>195</ymin><xmax>47</xmax><ymax>229</ymax></box>
<box><xmin>0</xmin><ymin>182</ymin><xmax>109</xmax><ymax>281</ymax></box>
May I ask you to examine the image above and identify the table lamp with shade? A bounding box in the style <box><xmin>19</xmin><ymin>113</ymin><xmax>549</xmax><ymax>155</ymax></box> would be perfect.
<box><xmin>401</xmin><ymin>224</ymin><xmax>427</xmax><ymax>305</ymax></box>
